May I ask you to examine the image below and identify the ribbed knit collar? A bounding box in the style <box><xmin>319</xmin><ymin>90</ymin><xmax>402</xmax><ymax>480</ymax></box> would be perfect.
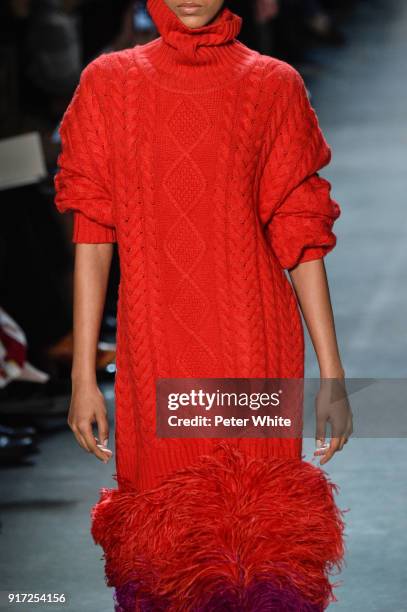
<box><xmin>147</xmin><ymin>0</ymin><xmax>242</xmax><ymax>58</ymax></box>
<box><xmin>135</xmin><ymin>0</ymin><xmax>258</xmax><ymax>92</ymax></box>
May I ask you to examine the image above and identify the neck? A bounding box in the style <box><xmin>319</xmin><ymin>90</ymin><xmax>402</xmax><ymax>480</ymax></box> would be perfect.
<box><xmin>136</xmin><ymin>0</ymin><xmax>258</xmax><ymax>92</ymax></box>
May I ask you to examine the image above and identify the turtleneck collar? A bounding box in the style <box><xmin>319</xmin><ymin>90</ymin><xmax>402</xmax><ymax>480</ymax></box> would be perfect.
<box><xmin>134</xmin><ymin>0</ymin><xmax>258</xmax><ymax>92</ymax></box>
<box><xmin>146</xmin><ymin>0</ymin><xmax>242</xmax><ymax>61</ymax></box>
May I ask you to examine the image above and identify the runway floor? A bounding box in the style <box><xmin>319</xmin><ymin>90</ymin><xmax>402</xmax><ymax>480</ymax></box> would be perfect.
<box><xmin>1</xmin><ymin>0</ymin><xmax>407</xmax><ymax>609</ymax></box>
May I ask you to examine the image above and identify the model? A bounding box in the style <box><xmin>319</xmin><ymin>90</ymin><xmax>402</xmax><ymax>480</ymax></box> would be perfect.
<box><xmin>54</xmin><ymin>0</ymin><xmax>350</xmax><ymax>609</ymax></box>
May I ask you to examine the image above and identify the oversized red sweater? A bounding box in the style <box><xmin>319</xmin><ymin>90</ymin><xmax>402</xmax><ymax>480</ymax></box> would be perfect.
<box><xmin>54</xmin><ymin>1</ymin><xmax>343</xmax><ymax>609</ymax></box>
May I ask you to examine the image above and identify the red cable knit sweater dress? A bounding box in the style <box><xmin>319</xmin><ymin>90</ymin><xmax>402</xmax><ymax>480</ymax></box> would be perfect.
<box><xmin>54</xmin><ymin>1</ymin><xmax>344</xmax><ymax>610</ymax></box>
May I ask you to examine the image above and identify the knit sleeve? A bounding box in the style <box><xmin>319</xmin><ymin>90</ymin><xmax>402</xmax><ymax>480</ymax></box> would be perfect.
<box><xmin>54</xmin><ymin>58</ymin><xmax>117</xmax><ymax>243</ymax></box>
<box><xmin>258</xmin><ymin>64</ymin><xmax>340</xmax><ymax>270</ymax></box>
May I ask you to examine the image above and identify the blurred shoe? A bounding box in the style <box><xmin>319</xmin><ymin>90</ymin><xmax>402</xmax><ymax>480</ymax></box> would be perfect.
<box><xmin>17</xmin><ymin>361</ymin><xmax>50</xmax><ymax>384</ymax></box>
<box><xmin>0</xmin><ymin>380</ymin><xmax>54</xmax><ymax>414</ymax></box>
<box><xmin>46</xmin><ymin>331</ymin><xmax>74</xmax><ymax>360</ymax></box>
<box><xmin>47</xmin><ymin>331</ymin><xmax>116</xmax><ymax>370</ymax></box>
<box><xmin>0</xmin><ymin>434</ymin><xmax>36</xmax><ymax>465</ymax></box>
<box><xmin>0</xmin><ymin>378</ymin><xmax>74</xmax><ymax>420</ymax></box>
<box><xmin>0</xmin><ymin>423</ymin><xmax>37</xmax><ymax>439</ymax></box>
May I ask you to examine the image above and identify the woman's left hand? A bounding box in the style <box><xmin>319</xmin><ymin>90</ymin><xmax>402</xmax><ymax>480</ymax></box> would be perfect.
<box><xmin>314</xmin><ymin>377</ymin><xmax>353</xmax><ymax>465</ymax></box>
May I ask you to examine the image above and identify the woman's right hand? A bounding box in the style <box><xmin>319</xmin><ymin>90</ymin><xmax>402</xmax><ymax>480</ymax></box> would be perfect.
<box><xmin>68</xmin><ymin>381</ymin><xmax>113</xmax><ymax>464</ymax></box>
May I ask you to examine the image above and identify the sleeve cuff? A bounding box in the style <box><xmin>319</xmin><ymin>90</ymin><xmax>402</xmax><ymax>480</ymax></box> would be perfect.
<box><xmin>267</xmin><ymin>221</ymin><xmax>338</xmax><ymax>270</ymax></box>
<box><xmin>286</xmin><ymin>243</ymin><xmax>336</xmax><ymax>270</ymax></box>
<box><xmin>72</xmin><ymin>210</ymin><xmax>117</xmax><ymax>243</ymax></box>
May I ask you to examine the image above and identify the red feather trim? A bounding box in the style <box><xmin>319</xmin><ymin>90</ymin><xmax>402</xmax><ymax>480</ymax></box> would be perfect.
<box><xmin>91</xmin><ymin>442</ymin><xmax>345</xmax><ymax>610</ymax></box>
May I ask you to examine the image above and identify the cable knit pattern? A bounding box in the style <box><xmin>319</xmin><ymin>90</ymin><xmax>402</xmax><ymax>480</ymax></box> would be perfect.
<box><xmin>55</xmin><ymin>59</ymin><xmax>117</xmax><ymax>242</ymax></box>
<box><xmin>52</xmin><ymin>0</ymin><xmax>345</xmax><ymax>481</ymax></box>
<box><xmin>52</xmin><ymin>0</ymin><xmax>343</xmax><ymax>482</ymax></box>
<box><xmin>257</xmin><ymin>66</ymin><xmax>341</xmax><ymax>269</ymax></box>
<box><xmin>54</xmin><ymin>2</ymin><xmax>344</xmax><ymax>609</ymax></box>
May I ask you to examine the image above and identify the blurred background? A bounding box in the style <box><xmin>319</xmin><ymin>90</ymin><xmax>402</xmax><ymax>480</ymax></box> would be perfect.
<box><xmin>0</xmin><ymin>0</ymin><xmax>406</xmax><ymax>610</ymax></box>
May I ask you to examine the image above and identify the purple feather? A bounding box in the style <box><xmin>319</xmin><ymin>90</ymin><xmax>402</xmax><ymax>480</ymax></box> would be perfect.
<box><xmin>113</xmin><ymin>578</ymin><xmax>323</xmax><ymax>611</ymax></box>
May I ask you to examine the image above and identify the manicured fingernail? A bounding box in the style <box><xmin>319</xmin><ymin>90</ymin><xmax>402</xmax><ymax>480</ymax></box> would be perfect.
<box><xmin>96</xmin><ymin>444</ymin><xmax>112</xmax><ymax>454</ymax></box>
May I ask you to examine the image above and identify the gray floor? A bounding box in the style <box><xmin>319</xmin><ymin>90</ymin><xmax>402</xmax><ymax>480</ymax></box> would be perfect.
<box><xmin>1</xmin><ymin>1</ymin><xmax>407</xmax><ymax>610</ymax></box>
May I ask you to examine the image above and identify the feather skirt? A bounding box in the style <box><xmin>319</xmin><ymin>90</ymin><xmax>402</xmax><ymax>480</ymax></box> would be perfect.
<box><xmin>91</xmin><ymin>443</ymin><xmax>345</xmax><ymax>611</ymax></box>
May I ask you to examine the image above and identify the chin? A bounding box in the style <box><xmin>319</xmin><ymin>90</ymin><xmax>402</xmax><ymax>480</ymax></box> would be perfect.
<box><xmin>178</xmin><ymin>15</ymin><xmax>210</xmax><ymax>28</ymax></box>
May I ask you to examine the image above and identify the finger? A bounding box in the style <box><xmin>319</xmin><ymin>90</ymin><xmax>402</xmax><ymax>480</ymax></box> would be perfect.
<box><xmin>321</xmin><ymin>437</ymin><xmax>341</xmax><ymax>460</ymax></box>
<box><xmin>71</xmin><ymin>425</ymin><xmax>91</xmax><ymax>452</ymax></box>
<box><xmin>315</xmin><ymin>417</ymin><xmax>327</xmax><ymax>445</ymax></box>
<box><xmin>95</xmin><ymin>415</ymin><xmax>112</xmax><ymax>460</ymax></box>
<box><xmin>79</xmin><ymin>423</ymin><xmax>110</xmax><ymax>462</ymax></box>
<box><xmin>319</xmin><ymin>438</ymin><xmax>341</xmax><ymax>465</ymax></box>
<box><xmin>314</xmin><ymin>441</ymin><xmax>329</xmax><ymax>456</ymax></box>
<box><xmin>96</xmin><ymin>413</ymin><xmax>110</xmax><ymax>450</ymax></box>
<box><xmin>338</xmin><ymin>436</ymin><xmax>346</xmax><ymax>451</ymax></box>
